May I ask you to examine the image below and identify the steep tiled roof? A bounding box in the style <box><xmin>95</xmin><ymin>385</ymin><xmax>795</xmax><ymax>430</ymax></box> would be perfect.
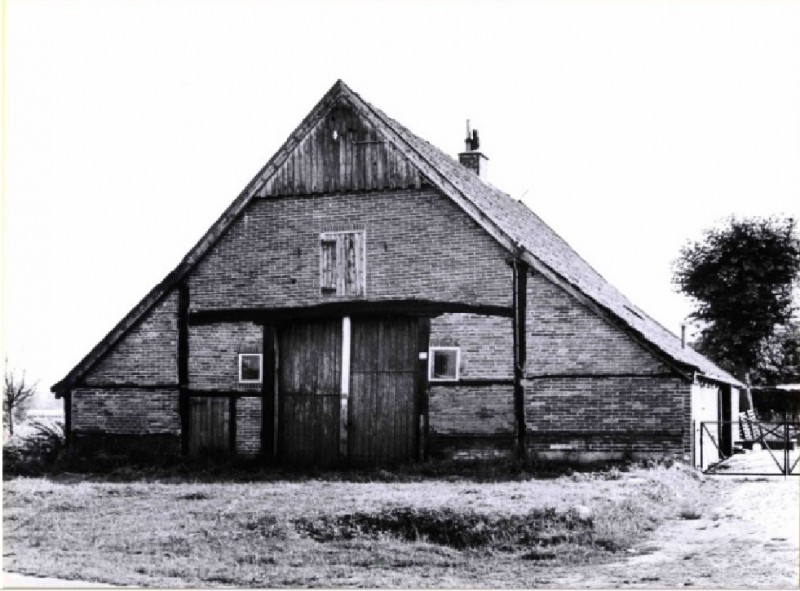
<box><xmin>53</xmin><ymin>80</ymin><xmax>740</xmax><ymax>393</ymax></box>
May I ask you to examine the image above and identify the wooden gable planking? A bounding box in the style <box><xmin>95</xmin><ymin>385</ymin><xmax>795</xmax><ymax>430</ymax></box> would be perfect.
<box><xmin>258</xmin><ymin>100</ymin><xmax>423</xmax><ymax>196</ymax></box>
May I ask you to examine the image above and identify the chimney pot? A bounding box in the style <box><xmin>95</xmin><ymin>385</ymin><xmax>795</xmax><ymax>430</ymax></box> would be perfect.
<box><xmin>459</xmin><ymin>120</ymin><xmax>488</xmax><ymax>178</ymax></box>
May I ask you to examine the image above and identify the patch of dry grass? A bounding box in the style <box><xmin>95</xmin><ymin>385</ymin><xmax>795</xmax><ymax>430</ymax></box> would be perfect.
<box><xmin>3</xmin><ymin>464</ymin><xmax>720</xmax><ymax>588</ymax></box>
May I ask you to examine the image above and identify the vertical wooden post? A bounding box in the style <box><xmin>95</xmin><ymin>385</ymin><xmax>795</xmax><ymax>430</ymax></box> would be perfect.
<box><xmin>64</xmin><ymin>390</ymin><xmax>72</xmax><ymax>445</ymax></box>
<box><xmin>700</xmin><ymin>422</ymin><xmax>704</xmax><ymax>471</ymax></box>
<box><xmin>512</xmin><ymin>258</ymin><xmax>528</xmax><ymax>460</ymax></box>
<box><xmin>178</xmin><ymin>282</ymin><xmax>190</xmax><ymax>456</ymax></box>
<box><xmin>720</xmin><ymin>384</ymin><xmax>732</xmax><ymax>457</ymax></box>
<box><xmin>229</xmin><ymin>395</ymin><xmax>238</xmax><ymax>453</ymax></box>
<box><xmin>416</xmin><ymin>318</ymin><xmax>431</xmax><ymax>461</ymax></box>
<box><xmin>340</xmin><ymin>316</ymin><xmax>351</xmax><ymax>460</ymax></box>
<box><xmin>784</xmin><ymin>407</ymin><xmax>789</xmax><ymax>477</ymax></box>
<box><xmin>262</xmin><ymin>325</ymin><xmax>276</xmax><ymax>460</ymax></box>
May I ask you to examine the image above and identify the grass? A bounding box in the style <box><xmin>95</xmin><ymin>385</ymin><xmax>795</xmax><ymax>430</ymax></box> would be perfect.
<box><xmin>2</xmin><ymin>463</ymin><xmax>720</xmax><ymax>588</ymax></box>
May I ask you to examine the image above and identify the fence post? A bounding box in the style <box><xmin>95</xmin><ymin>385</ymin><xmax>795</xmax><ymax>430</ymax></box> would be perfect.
<box><xmin>700</xmin><ymin>422</ymin><xmax>704</xmax><ymax>471</ymax></box>
<box><xmin>784</xmin><ymin>411</ymin><xmax>789</xmax><ymax>478</ymax></box>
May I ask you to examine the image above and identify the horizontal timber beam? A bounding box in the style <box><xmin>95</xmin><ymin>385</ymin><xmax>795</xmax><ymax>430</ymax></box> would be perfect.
<box><xmin>431</xmin><ymin>433</ymin><xmax>516</xmax><ymax>440</ymax></box>
<box><xmin>525</xmin><ymin>372</ymin><xmax>683</xmax><ymax>380</ymax></box>
<box><xmin>526</xmin><ymin>429</ymin><xmax>682</xmax><ymax>439</ymax></box>
<box><xmin>75</xmin><ymin>383</ymin><xmax>180</xmax><ymax>390</ymax></box>
<box><xmin>189</xmin><ymin>300</ymin><xmax>513</xmax><ymax>325</ymax></box>
<box><xmin>188</xmin><ymin>390</ymin><xmax>261</xmax><ymax>398</ymax></box>
<box><xmin>430</xmin><ymin>379</ymin><xmax>514</xmax><ymax>388</ymax></box>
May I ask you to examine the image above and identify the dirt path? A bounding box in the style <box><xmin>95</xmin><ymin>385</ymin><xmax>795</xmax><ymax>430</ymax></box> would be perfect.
<box><xmin>550</xmin><ymin>476</ymin><xmax>800</xmax><ymax>588</ymax></box>
<box><xmin>2</xmin><ymin>571</ymin><xmax>120</xmax><ymax>588</ymax></box>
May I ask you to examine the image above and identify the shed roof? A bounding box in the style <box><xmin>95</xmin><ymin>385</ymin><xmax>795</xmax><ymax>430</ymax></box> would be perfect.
<box><xmin>53</xmin><ymin>80</ymin><xmax>741</xmax><ymax>393</ymax></box>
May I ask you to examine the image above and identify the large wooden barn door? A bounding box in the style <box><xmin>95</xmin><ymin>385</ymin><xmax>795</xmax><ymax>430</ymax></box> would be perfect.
<box><xmin>188</xmin><ymin>397</ymin><xmax>231</xmax><ymax>455</ymax></box>
<box><xmin>278</xmin><ymin>319</ymin><xmax>342</xmax><ymax>466</ymax></box>
<box><xmin>349</xmin><ymin>317</ymin><xmax>419</xmax><ymax>464</ymax></box>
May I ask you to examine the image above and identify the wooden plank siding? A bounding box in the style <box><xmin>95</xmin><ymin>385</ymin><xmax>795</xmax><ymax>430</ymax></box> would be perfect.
<box><xmin>277</xmin><ymin>319</ymin><xmax>342</xmax><ymax>466</ymax></box>
<box><xmin>188</xmin><ymin>397</ymin><xmax>230</xmax><ymax>455</ymax></box>
<box><xmin>348</xmin><ymin>317</ymin><xmax>418</xmax><ymax>465</ymax></box>
<box><xmin>259</xmin><ymin>102</ymin><xmax>423</xmax><ymax>196</ymax></box>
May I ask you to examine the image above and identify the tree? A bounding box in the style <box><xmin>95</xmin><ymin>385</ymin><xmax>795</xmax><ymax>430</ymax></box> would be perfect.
<box><xmin>751</xmin><ymin>318</ymin><xmax>800</xmax><ymax>385</ymax></box>
<box><xmin>673</xmin><ymin>216</ymin><xmax>800</xmax><ymax>383</ymax></box>
<box><xmin>3</xmin><ymin>363</ymin><xmax>38</xmax><ymax>437</ymax></box>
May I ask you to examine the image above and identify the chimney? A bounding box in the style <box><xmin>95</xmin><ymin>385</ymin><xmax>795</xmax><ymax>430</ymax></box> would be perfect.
<box><xmin>458</xmin><ymin>119</ymin><xmax>488</xmax><ymax>179</ymax></box>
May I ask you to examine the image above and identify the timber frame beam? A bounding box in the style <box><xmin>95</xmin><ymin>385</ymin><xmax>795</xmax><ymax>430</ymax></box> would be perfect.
<box><xmin>188</xmin><ymin>300</ymin><xmax>513</xmax><ymax>325</ymax></box>
<box><xmin>512</xmin><ymin>256</ymin><xmax>528</xmax><ymax>460</ymax></box>
<box><xmin>178</xmin><ymin>281</ymin><xmax>190</xmax><ymax>455</ymax></box>
<box><xmin>261</xmin><ymin>325</ymin><xmax>277</xmax><ymax>460</ymax></box>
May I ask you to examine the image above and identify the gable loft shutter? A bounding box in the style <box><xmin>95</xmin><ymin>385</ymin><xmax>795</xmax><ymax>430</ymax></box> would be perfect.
<box><xmin>354</xmin><ymin>232</ymin><xmax>365</xmax><ymax>295</ymax></box>
<box><xmin>321</xmin><ymin>238</ymin><xmax>337</xmax><ymax>293</ymax></box>
<box><xmin>320</xmin><ymin>230</ymin><xmax>366</xmax><ymax>296</ymax></box>
<box><xmin>342</xmin><ymin>232</ymin><xmax>365</xmax><ymax>296</ymax></box>
<box><xmin>343</xmin><ymin>233</ymin><xmax>357</xmax><ymax>296</ymax></box>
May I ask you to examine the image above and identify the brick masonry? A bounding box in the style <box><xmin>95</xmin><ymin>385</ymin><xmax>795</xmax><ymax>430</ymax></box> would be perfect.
<box><xmin>84</xmin><ymin>291</ymin><xmax>178</xmax><ymax>385</ymax></box>
<box><xmin>236</xmin><ymin>396</ymin><xmax>262</xmax><ymax>455</ymax></box>
<box><xmin>189</xmin><ymin>322</ymin><xmax>262</xmax><ymax>392</ymax></box>
<box><xmin>67</xmin><ymin>183</ymin><xmax>698</xmax><ymax>465</ymax></box>
<box><xmin>525</xmin><ymin>376</ymin><xmax>690</xmax><ymax>460</ymax></box>
<box><xmin>428</xmin><ymin>313</ymin><xmax>515</xmax><ymax>458</ymax></box>
<box><xmin>188</xmin><ymin>189</ymin><xmax>511</xmax><ymax>311</ymax></box>
<box><xmin>519</xmin><ymin>272</ymin><xmax>692</xmax><ymax>462</ymax></box>
<box><xmin>71</xmin><ymin>388</ymin><xmax>180</xmax><ymax>434</ymax></box>
<box><xmin>429</xmin><ymin>385</ymin><xmax>515</xmax><ymax>436</ymax></box>
<box><xmin>430</xmin><ymin>313</ymin><xmax>513</xmax><ymax>380</ymax></box>
<box><xmin>527</xmin><ymin>273</ymin><xmax>671</xmax><ymax>375</ymax></box>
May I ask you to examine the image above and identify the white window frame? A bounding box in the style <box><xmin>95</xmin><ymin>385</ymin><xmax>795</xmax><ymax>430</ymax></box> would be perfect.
<box><xmin>428</xmin><ymin>347</ymin><xmax>460</xmax><ymax>382</ymax></box>
<box><xmin>238</xmin><ymin>353</ymin><xmax>263</xmax><ymax>384</ymax></box>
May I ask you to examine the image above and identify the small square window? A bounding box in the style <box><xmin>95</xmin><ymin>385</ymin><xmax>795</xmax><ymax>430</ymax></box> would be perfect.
<box><xmin>239</xmin><ymin>354</ymin><xmax>263</xmax><ymax>383</ymax></box>
<box><xmin>429</xmin><ymin>347</ymin><xmax>460</xmax><ymax>381</ymax></box>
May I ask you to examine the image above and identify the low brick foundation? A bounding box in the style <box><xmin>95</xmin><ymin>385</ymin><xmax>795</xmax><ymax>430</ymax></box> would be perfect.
<box><xmin>69</xmin><ymin>432</ymin><xmax>181</xmax><ymax>459</ymax></box>
<box><xmin>428</xmin><ymin>434</ymin><xmax>515</xmax><ymax>461</ymax></box>
<box><xmin>526</xmin><ymin>430</ymin><xmax>686</xmax><ymax>464</ymax></box>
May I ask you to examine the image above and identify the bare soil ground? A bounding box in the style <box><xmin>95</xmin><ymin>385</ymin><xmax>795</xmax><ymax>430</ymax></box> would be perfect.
<box><xmin>548</xmin><ymin>476</ymin><xmax>800</xmax><ymax>588</ymax></box>
<box><xmin>3</xmin><ymin>467</ymin><xmax>798</xmax><ymax>588</ymax></box>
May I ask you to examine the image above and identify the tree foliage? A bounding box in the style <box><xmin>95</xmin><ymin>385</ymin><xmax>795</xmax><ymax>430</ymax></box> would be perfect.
<box><xmin>3</xmin><ymin>363</ymin><xmax>38</xmax><ymax>437</ymax></box>
<box><xmin>673</xmin><ymin>216</ymin><xmax>800</xmax><ymax>382</ymax></box>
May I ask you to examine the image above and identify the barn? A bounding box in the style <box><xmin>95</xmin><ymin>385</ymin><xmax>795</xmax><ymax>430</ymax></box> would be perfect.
<box><xmin>52</xmin><ymin>80</ymin><xmax>741</xmax><ymax>467</ymax></box>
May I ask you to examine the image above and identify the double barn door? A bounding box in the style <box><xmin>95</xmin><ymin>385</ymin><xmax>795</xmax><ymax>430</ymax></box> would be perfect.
<box><xmin>278</xmin><ymin>317</ymin><xmax>420</xmax><ymax>465</ymax></box>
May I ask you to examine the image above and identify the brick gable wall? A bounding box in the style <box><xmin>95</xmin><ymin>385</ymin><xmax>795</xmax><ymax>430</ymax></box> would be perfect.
<box><xmin>527</xmin><ymin>273</ymin><xmax>670</xmax><ymax>375</ymax></box>
<box><xmin>71</xmin><ymin>388</ymin><xmax>180</xmax><ymax>434</ymax></box>
<box><xmin>65</xmin><ymin>186</ymin><xmax>693</xmax><ymax>465</ymax></box>
<box><xmin>521</xmin><ymin>272</ymin><xmax>691</xmax><ymax>462</ymax></box>
<box><xmin>189</xmin><ymin>322</ymin><xmax>263</xmax><ymax>392</ymax></box>
<box><xmin>84</xmin><ymin>291</ymin><xmax>179</xmax><ymax>386</ymax></box>
<box><xmin>430</xmin><ymin>313</ymin><xmax>513</xmax><ymax>380</ymax></box>
<box><xmin>189</xmin><ymin>189</ymin><xmax>511</xmax><ymax>311</ymax></box>
<box><xmin>428</xmin><ymin>313</ymin><xmax>515</xmax><ymax>457</ymax></box>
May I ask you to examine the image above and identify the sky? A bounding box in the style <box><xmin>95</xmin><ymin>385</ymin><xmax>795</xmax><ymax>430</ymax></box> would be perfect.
<box><xmin>3</xmin><ymin>0</ymin><xmax>800</xmax><ymax>407</ymax></box>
